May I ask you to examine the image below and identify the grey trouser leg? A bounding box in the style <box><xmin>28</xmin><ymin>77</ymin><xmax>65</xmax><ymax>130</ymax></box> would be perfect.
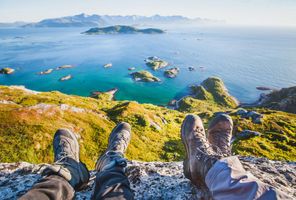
<box><xmin>205</xmin><ymin>156</ymin><xmax>293</xmax><ymax>200</ymax></box>
<box><xmin>19</xmin><ymin>175</ymin><xmax>75</xmax><ymax>200</ymax></box>
<box><xmin>92</xmin><ymin>167</ymin><xmax>134</xmax><ymax>200</ymax></box>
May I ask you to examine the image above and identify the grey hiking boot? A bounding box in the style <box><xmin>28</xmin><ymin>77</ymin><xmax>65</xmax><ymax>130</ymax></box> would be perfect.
<box><xmin>42</xmin><ymin>129</ymin><xmax>90</xmax><ymax>190</ymax></box>
<box><xmin>181</xmin><ymin>114</ymin><xmax>220</xmax><ymax>190</ymax></box>
<box><xmin>208</xmin><ymin>114</ymin><xmax>233</xmax><ymax>156</ymax></box>
<box><xmin>95</xmin><ymin>122</ymin><xmax>131</xmax><ymax>172</ymax></box>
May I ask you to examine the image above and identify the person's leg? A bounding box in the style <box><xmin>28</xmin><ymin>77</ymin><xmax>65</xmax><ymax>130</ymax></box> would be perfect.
<box><xmin>19</xmin><ymin>175</ymin><xmax>74</xmax><ymax>200</ymax></box>
<box><xmin>181</xmin><ymin>114</ymin><xmax>293</xmax><ymax>200</ymax></box>
<box><xmin>91</xmin><ymin>122</ymin><xmax>134</xmax><ymax>200</ymax></box>
<box><xmin>181</xmin><ymin>114</ymin><xmax>219</xmax><ymax>198</ymax></box>
<box><xmin>20</xmin><ymin>129</ymin><xmax>90</xmax><ymax>200</ymax></box>
<box><xmin>205</xmin><ymin>156</ymin><xmax>292</xmax><ymax>200</ymax></box>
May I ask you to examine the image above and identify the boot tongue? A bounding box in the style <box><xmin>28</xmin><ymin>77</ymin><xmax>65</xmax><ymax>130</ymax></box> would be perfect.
<box><xmin>55</xmin><ymin>139</ymin><xmax>75</xmax><ymax>161</ymax></box>
<box><xmin>96</xmin><ymin>151</ymin><xmax>127</xmax><ymax>172</ymax></box>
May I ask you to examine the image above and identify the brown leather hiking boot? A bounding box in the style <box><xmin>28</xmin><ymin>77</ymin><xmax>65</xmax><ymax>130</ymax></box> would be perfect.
<box><xmin>42</xmin><ymin>129</ymin><xmax>90</xmax><ymax>190</ymax></box>
<box><xmin>208</xmin><ymin>114</ymin><xmax>233</xmax><ymax>156</ymax></box>
<box><xmin>181</xmin><ymin>114</ymin><xmax>220</xmax><ymax>190</ymax></box>
<box><xmin>95</xmin><ymin>122</ymin><xmax>131</xmax><ymax>172</ymax></box>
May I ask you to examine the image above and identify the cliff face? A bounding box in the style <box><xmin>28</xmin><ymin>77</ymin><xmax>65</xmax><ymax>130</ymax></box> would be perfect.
<box><xmin>258</xmin><ymin>86</ymin><xmax>296</xmax><ymax>114</ymax></box>
<box><xmin>0</xmin><ymin>156</ymin><xmax>295</xmax><ymax>199</ymax></box>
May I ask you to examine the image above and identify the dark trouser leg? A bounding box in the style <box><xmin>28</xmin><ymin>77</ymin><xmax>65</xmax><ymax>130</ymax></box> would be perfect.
<box><xmin>19</xmin><ymin>175</ymin><xmax>75</xmax><ymax>200</ymax></box>
<box><xmin>92</xmin><ymin>167</ymin><xmax>134</xmax><ymax>200</ymax></box>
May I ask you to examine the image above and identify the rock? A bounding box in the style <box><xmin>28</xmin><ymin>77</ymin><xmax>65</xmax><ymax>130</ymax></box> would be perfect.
<box><xmin>188</xmin><ymin>66</ymin><xmax>195</xmax><ymax>71</ymax></box>
<box><xmin>149</xmin><ymin>120</ymin><xmax>161</xmax><ymax>131</ymax></box>
<box><xmin>90</xmin><ymin>88</ymin><xmax>118</xmax><ymax>100</ymax></box>
<box><xmin>236</xmin><ymin>108</ymin><xmax>248</xmax><ymax>116</ymax></box>
<box><xmin>246</xmin><ymin>111</ymin><xmax>263</xmax><ymax>124</ymax></box>
<box><xmin>0</xmin><ymin>100</ymin><xmax>17</xmax><ymax>105</ymax></box>
<box><xmin>55</xmin><ymin>65</ymin><xmax>73</xmax><ymax>70</ymax></box>
<box><xmin>256</xmin><ymin>86</ymin><xmax>273</xmax><ymax>91</ymax></box>
<box><xmin>164</xmin><ymin>67</ymin><xmax>180</xmax><ymax>78</ymax></box>
<box><xmin>145</xmin><ymin>57</ymin><xmax>168</xmax><ymax>71</ymax></box>
<box><xmin>38</xmin><ymin>69</ymin><xmax>53</xmax><ymax>75</ymax></box>
<box><xmin>237</xmin><ymin>110</ymin><xmax>263</xmax><ymax>124</ymax></box>
<box><xmin>235</xmin><ymin>130</ymin><xmax>261</xmax><ymax>140</ymax></box>
<box><xmin>213</xmin><ymin>111</ymin><xmax>227</xmax><ymax>117</ymax></box>
<box><xmin>103</xmin><ymin>63</ymin><xmax>112</xmax><ymax>68</ymax></box>
<box><xmin>168</xmin><ymin>100</ymin><xmax>177</xmax><ymax>107</ymax></box>
<box><xmin>257</xmin><ymin>86</ymin><xmax>296</xmax><ymax>114</ymax></box>
<box><xmin>0</xmin><ymin>67</ymin><xmax>15</xmax><ymax>74</ymax></box>
<box><xmin>131</xmin><ymin>71</ymin><xmax>161</xmax><ymax>82</ymax></box>
<box><xmin>59</xmin><ymin>75</ymin><xmax>72</xmax><ymax>81</ymax></box>
<box><xmin>128</xmin><ymin>67</ymin><xmax>136</xmax><ymax>71</ymax></box>
<box><xmin>0</xmin><ymin>157</ymin><xmax>295</xmax><ymax>199</ymax></box>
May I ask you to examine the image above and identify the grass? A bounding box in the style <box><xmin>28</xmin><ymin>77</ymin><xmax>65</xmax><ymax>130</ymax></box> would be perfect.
<box><xmin>0</xmin><ymin>84</ymin><xmax>295</xmax><ymax>169</ymax></box>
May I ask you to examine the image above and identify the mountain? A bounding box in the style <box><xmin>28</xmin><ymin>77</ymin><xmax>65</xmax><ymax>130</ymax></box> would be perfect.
<box><xmin>84</xmin><ymin>25</ymin><xmax>164</xmax><ymax>35</ymax></box>
<box><xmin>23</xmin><ymin>13</ymin><xmax>218</xmax><ymax>27</ymax></box>
<box><xmin>0</xmin><ymin>21</ymin><xmax>27</xmax><ymax>27</ymax></box>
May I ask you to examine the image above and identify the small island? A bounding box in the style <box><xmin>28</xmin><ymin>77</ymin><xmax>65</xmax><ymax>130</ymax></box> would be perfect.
<box><xmin>103</xmin><ymin>63</ymin><xmax>112</xmax><ymax>68</ymax></box>
<box><xmin>0</xmin><ymin>67</ymin><xmax>15</xmax><ymax>74</ymax></box>
<box><xmin>83</xmin><ymin>25</ymin><xmax>165</xmax><ymax>35</ymax></box>
<box><xmin>145</xmin><ymin>56</ymin><xmax>169</xmax><ymax>71</ymax></box>
<box><xmin>164</xmin><ymin>67</ymin><xmax>180</xmax><ymax>78</ymax></box>
<box><xmin>130</xmin><ymin>70</ymin><xmax>161</xmax><ymax>82</ymax></box>
<box><xmin>188</xmin><ymin>66</ymin><xmax>195</xmax><ymax>71</ymax></box>
<box><xmin>60</xmin><ymin>75</ymin><xmax>72</xmax><ymax>81</ymax></box>
<box><xmin>39</xmin><ymin>69</ymin><xmax>53</xmax><ymax>75</ymax></box>
<box><xmin>56</xmin><ymin>65</ymin><xmax>73</xmax><ymax>70</ymax></box>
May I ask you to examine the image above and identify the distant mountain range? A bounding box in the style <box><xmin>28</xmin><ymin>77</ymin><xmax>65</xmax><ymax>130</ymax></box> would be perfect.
<box><xmin>0</xmin><ymin>13</ymin><xmax>222</xmax><ymax>28</ymax></box>
<box><xmin>0</xmin><ymin>21</ymin><xmax>27</xmax><ymax>27</ymax></box>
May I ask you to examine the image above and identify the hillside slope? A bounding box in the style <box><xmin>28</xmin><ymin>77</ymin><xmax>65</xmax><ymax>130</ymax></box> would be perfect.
<box><xmin>0</xmin><ymin>81</ymin><xmax>295</xmax><ymax>169</ymax></box>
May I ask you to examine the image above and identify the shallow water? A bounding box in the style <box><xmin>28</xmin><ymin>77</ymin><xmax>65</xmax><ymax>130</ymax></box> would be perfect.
<box><xmin>0</xmin><ymin>26</ymin><xmax>295</xmax><ymax>105</ymax></box>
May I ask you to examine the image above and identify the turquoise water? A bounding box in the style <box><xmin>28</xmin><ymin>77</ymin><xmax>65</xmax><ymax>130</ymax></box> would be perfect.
<box><xmin>0</xmin><ymin>26</ymin><xmax>296</xmax><ymax>105</ymax></box>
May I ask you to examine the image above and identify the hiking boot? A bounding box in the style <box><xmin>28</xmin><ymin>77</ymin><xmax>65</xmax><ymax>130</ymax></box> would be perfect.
<box><xmin>95</xmin><ymin>122</ymin><xmax>131</xmax><ymax>172</ymax></box>
<box><xmin>42</xmin><ymin>129</ymin><xmax>90</xmax><ymax>190</ymax></box>
<box><xmin>208</xmin><ymin>114</ymin><xmax>233</xmax><ymax>156</ymax></box>
<box><xmin>181</xmin><ymin>114</ymin><xmax>219</xmax><ymax>189</ymax></box>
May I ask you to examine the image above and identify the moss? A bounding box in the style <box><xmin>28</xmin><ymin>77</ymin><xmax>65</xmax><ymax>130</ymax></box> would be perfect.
<box><xmin>177</xmin><ymin>96</ymin><xmax>224</xmax><ymax>114</ymax></box>
<box><xmin>191</xmin><ymin>85</ymin><xmax>214</xmax><ymax>101</ymax></box>
<box><xmin>201</xmin><ymin>77</ymin><xmax>238</xmax><ymax>108</ymax></box>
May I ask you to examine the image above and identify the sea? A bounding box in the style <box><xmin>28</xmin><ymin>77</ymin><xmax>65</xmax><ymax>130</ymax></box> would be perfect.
<box><xmin>0</xmin><ymin>26</ymin><xmax>296</xmax><ymax>105</ymax></box>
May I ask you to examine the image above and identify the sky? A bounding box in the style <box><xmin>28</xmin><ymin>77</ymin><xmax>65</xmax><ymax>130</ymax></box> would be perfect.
<box><xmin>0</xmin><ymin>0</ymin><xmax>296</xmax><ymax>26</ymax></box>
